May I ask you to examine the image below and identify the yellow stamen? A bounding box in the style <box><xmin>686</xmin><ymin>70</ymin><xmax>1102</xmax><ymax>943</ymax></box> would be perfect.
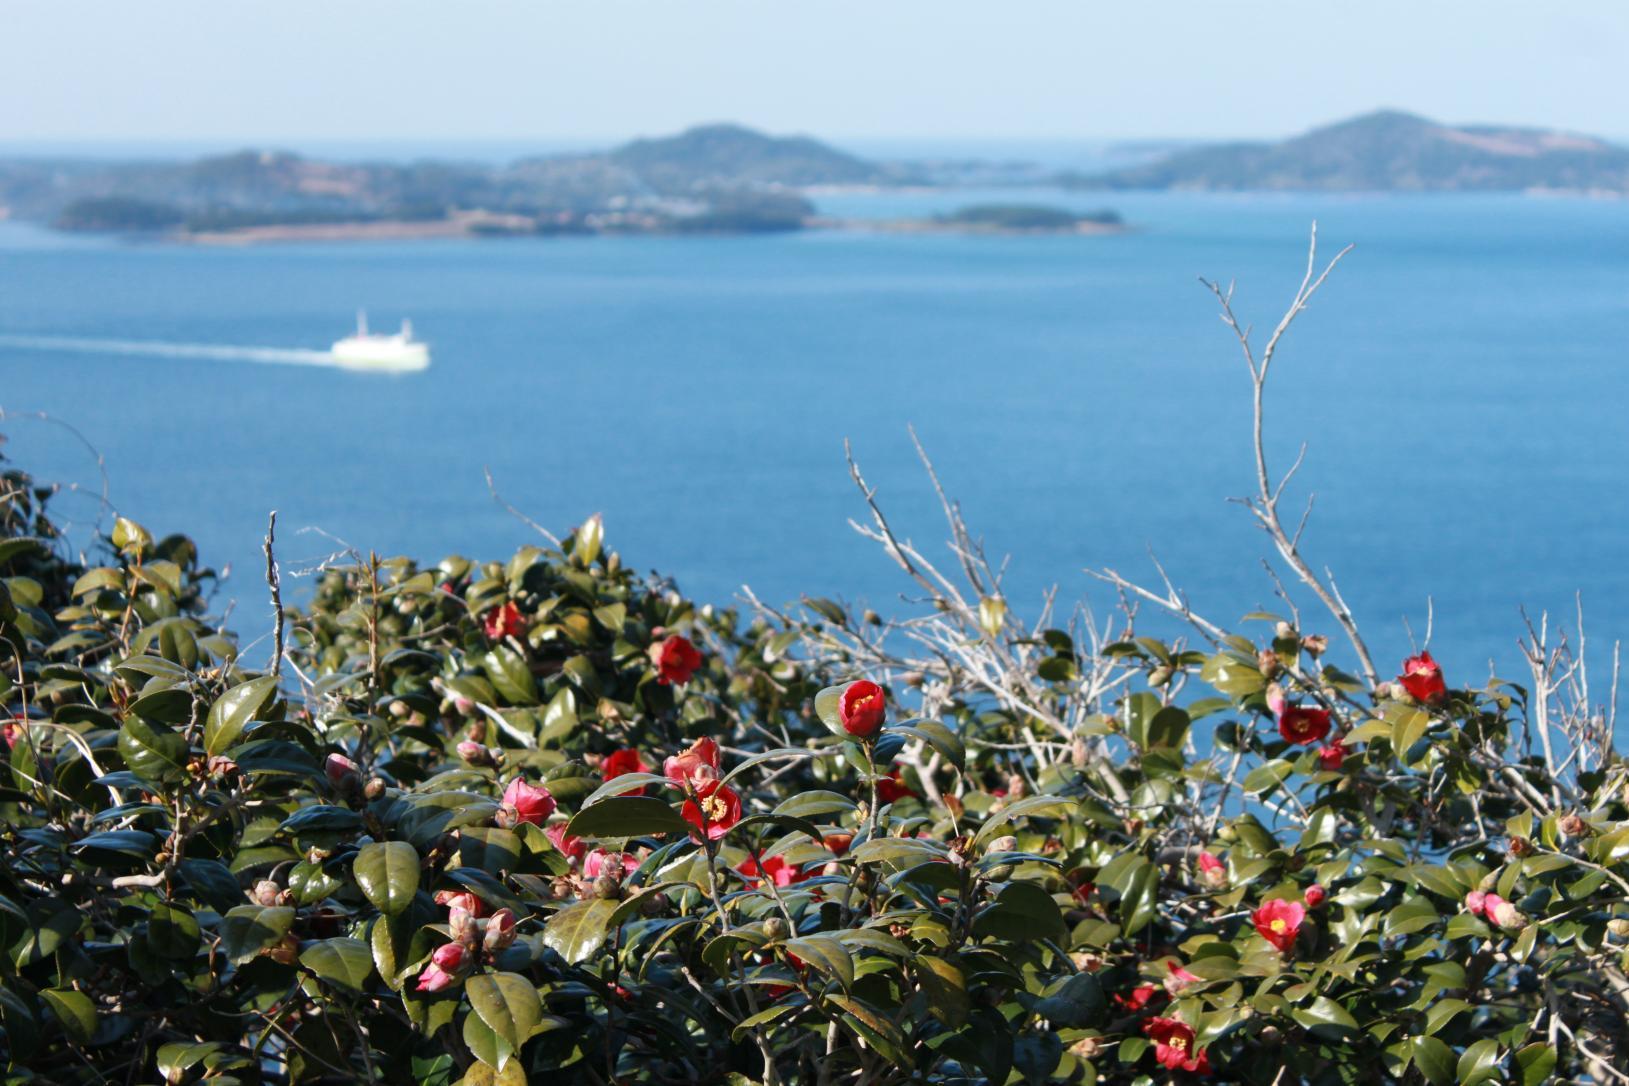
<box><xmin>703</xmin><ymin>796</ymin><xmax>727</xmax><ymax>820</ymax></box>
<box><xmin>1270</xmin><ymin>919</ymin><xmax>1288</xmax><ymax>933</ymax></box>
<box><xmin>1171</xmin><ymin>1037</ymin><xmax>1187</xmax><ymax>1052</ymax></box>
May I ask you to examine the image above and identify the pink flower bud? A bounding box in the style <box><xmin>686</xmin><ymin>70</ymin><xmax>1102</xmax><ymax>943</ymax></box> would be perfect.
<box><xmin>1304</xmin><ymin>884</ymin><xmax>1327</xmax><ymax>909</ymax></box>
<box><xmin>457</xmin><ymin>741</ymin><xmax>496</xmax><ymax>767</ymax></box>
<box><xmin>483</xmin><ymin>908</ymin><xmax>517</xmax><ymax>953</ymax></box>
<box><xmin>325</xmin><ymin>752</ymin><xmax>361</xmax><ymax>789</ymax></box>
<box><xmin>1489</xmin><ymin>898</ymin><xmax>1526</xmax><ymax>930</ymax></box>
<box><xmin>430</xmin><ymin>942</ymin><xmax>468</xmax><ymax>971</ymax></box>
<box><xmin>1265</xmin><ymin>683</ymin><xmax>1288</xmax><ymax>716</ymax></box>
<box><xmin>499</xmin><ymin>777</ymin><xmax>556</xmax><ymax>826</ymax></box>
<box><xmin>448</xmin><ymin>906</ymin><xmax>480</xmax><ymax>947</ymax></box>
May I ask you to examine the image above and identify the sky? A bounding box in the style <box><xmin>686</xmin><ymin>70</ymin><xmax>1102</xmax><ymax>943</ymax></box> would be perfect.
<box><xmin>2</xmin><ymin>1</ymin><xmax>1627</xmax><ymax>147</ymax></box>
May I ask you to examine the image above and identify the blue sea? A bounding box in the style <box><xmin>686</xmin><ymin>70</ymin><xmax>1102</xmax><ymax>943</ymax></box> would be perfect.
<box><xmin>2</xmin><ymin>188</ymin><xmax>1627</xmax><ymax>694</ymax></box>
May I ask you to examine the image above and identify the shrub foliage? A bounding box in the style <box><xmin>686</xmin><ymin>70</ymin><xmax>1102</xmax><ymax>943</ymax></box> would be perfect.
<box><xmin>2</xmin><ymin>449</ymin><xmax>1625</xmax><ymax>1086</ymax></box>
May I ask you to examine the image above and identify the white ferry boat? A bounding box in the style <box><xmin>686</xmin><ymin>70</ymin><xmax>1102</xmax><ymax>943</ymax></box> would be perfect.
<box><xmin>330</xmin><ymin>312</ymin><xmax>430</xmax><ymax>372</ymax></box>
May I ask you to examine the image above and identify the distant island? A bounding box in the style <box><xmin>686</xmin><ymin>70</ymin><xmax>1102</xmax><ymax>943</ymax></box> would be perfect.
<box><xmin>5</xmin><ymin>110</ymin><xmax>1624</xmax><ymax>244</ymax></box>
<box><xmin>1071</xmin><ymin>110</ymin><xmax>1629</xmax><ymax>193</ymax></box>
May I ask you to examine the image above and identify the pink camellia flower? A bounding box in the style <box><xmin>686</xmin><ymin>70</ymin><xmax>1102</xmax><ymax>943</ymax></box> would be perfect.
<box><xmin>1304</xmin><ymin>884</ymin><xmax>1328</xmax><ymax>909</ymax></box>
<box><xmin>663</xmin><ymin>737</ymin><xmax>720</xmax><ymax>790</ymax></box>
<box><xmin>1278</xmin><ymin>705</ymin><xmax>1332</xmax><ymax>746</ymax></box>
<box><xmin>1253</xmin><ymin>899</ymin><xmax>1306</xmax><ymax>954</ymax></box>
<box><xmin>1399</xmin><ymin>651</ymin><xmax>1447</xmax><ymax>704</ymax></box>
<box><xmin>651</xmin><ymin>634</ymin><xmax>703</xmax><ymax>686</ymax></box>
<box><xmin>601</xmin><ymin>748</ymin><xmax>651</xmax><ymax>796</ymax></box>
<box><xmin>1264</xmin><ymin>683</ymin><xmax>1288</xmax><ymax>717</ymax></box>
<box><xmin>325</xmin><ymin>753</ymin><xmax>361</xmax><ymax>789</ymax></box>
<box><xmin>1197</xmin><ymin>850</ymin><xmax>1228</xmax><ymax>888</ymax></box>
<box><xmin>1164</xmin><ymin>961</ymin><xmax>1202</xmax><ymax>995</ymax></box>
<box><xmin>582</xmin><ymin>848</ymin><xmax>641</xmax><ymax>881</ymax></box>
<box><xmin>434</xmin><ymin>890</ymin><xmax>492</xmax><ymax>919</ymax></box>
<box><xmin>483</xmin><ymin>908</ymin><xmax>518</xmax><ymax>953</ymax></box>
<box><xmin>838</xmin><ymin>680</ymin><xmax>887</xmax><ymax>739</ymax></box>
<box><xmin>1143</xmin><ymin>1016</ymin><xmax>1211</xmax><ymax>1074</ymax></box>
<box><xmin>545</xmin><ymin>823</ymin><xmax>587</xmax><ymax>865</ymax></box>
<box><xmin>1316</xmin><ymin>742</ymin><xmax>1347</xmax><ymax>771</ymax></box>
<box><xmin>680</xmin><ymin>779</ymin><xmax>742</xmax><ymax>841</ymax></box>
<box><xmin>3</xmin><ymin>718</ymin><xmax>26</xmax><ymax>748</ymax></box>
<box><xmin>1464</xmin><ymin>890</ymin><xmax>1489</xmax><ymax>917</ymax></box>
<box><xmin>415</xmin><ymin>942</ymin><xmax>470</xmax><ymax>992</ymax></box>
<box><xmin>498</xmin><ymin>777</ymin><xmax>556</xmax><ymax>827</ymax></box>
<box><xmin>738</xmin><ymin>854</ymin><xmax>813</xmax><ymax>890</ymax></box>
<box><xmin>482</xmin><ymin>601</ymin><xmax>526</xmax><ymax>642</ymax></box>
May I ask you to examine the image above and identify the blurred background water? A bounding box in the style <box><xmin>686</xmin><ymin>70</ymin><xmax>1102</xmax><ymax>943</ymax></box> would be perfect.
<box><xmin>2</xmin><ymin>187</ymin><xmax>1626</xmax><ymax>690</ymax></box>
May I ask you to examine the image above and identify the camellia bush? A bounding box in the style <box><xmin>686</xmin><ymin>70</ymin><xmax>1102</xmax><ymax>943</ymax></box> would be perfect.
<box><xmin>3</xmin><ymin>233</ymin><xmax>1627</xmax><ymax>1085</ymax></box>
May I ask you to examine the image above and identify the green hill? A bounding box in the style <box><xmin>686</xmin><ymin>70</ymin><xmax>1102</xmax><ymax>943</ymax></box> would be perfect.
<box><xmin>1079</xmin><ymin>110</ymin><xmax>1629</xmax><ymax>192</ymax></box>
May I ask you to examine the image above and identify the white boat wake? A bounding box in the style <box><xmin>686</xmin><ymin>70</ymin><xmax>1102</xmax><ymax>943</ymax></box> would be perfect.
<box><xmin>0</xmin><ymin>333</ymin><xmax>341</xmax><ymax>368</ymax></box>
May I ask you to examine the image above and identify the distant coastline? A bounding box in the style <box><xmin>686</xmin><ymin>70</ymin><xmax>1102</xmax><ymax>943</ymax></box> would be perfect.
<box><xmin>6</xmin><ymin>111</ymin><xmax>1627</xmax><ymax>247</ymax></box>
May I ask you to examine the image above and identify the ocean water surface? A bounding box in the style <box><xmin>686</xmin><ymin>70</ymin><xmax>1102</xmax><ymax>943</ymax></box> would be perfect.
<box><xmin>1</xmin><ymin>189</ymin><xmax>1626</xmax><ymax>693</ymax></box>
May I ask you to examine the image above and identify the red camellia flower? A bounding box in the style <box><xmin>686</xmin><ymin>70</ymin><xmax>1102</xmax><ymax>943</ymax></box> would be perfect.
<box><xmin>651</xmin><ymin>634</ymin><xmax>703</xmax><ymax>686</ymax></box>
<box><xmin>1143</xmin><ymin>1017</ymin><xmax>1210</xmax><ymax>1074</ymax></box>
<box><xmin>1252</xmin><ymin>898</ymin><xmax>1306</xmax><ymax>954</ymax></box>
<box><xmin>1115</xmin><ymin>985</ymin><xmax>1161</xmax><ymax>1012</ymax></box>
<box><xmin>1304</xmin><ymin>884</ymin><xmax>1328</xmax><ymax>909</ymax></box>
<box><xmin>545</xmin><ymin>823</ymin><xmax>588</xmax><ymax>865</ymax></box>
<box><xmin>1316</xmin><ymin>741</ymin><xmax>1347</xmax><ymax>771</ymax></box>
<box><xmin>1164</xmin><ymin>961</ymin><xmax>1202</xmax><ymax>995</ymax></box>
<box><xmin>681</xmin><ymin>779</ymin><xmax>742</xmax><ymax>841</ymax></box>
<box><xmin>499</xmin><ymin>777</ymin><xmax>556</xmax><ymax>826</ymax></box>
<box><xmin>1071</xmin><ymin>880</ymin><xmax>1096</xmax><ymax>905</ymax></box>
<box><xmin>482</xmin><ymin>601</ymin><xmax>525</xmax><ymax>642</ymax></box>
<box><xmin>1278</xmin><ymin>705</ymin><xmax>1332</xmax><ymax>745</ymax></box>
<box><xmin>838</xmin><ymin>680</ymin><xmax>887</xmax><ymax>739</ymax></box>
<box><xmin>822</xmin><ymin>832</ymin><xmax>854</xmax><ymax>856</ymax></box>
<box><xmin>1399</xmin><ymin>651</ymin><xmax>1447</xmax><ymax>704</ymax></box>
<box><xmin>3</xmin><ymin>718</ymin><xmax>25</xmax><ymax>748</ymax></box>
<box><xmin>602</xmin><ymin>748</ymin><xmax>651</xmax><ymax>796</ymax></box>
<box><xmin>738</xmin><ymin>854</ymin><xmax>813</xmax><ymax>890</ymax></box>
<box><xmin>663</xmin><ymin>737</ymin><xmax>720</xmax><ymax>790</ymax></box>
<box><xmin>874</xmin><ymin>768</ymin><xmax>916</xmax><ymax>805</ymax></box>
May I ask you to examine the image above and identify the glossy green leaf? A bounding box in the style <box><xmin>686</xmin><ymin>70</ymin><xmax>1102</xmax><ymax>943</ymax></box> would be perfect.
<box><xmin>354</xmin><ymin>841</ymin><xmax>420</xmax><ymax>915</ymax></box>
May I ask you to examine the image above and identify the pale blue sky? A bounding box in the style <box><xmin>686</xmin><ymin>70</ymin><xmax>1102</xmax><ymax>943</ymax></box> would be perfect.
<box><xmin>3</xmin><ymin>0</ymin><xmax>1626</xmax><ymax>145</ymax></box>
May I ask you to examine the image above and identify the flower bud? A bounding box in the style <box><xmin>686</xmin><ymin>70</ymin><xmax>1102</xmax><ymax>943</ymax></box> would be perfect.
<box><xmin>325</xmin><ymin>752</ymin><xmax>362</xmax><ymax>792</ymax></box>
<box><xmin>1274</xmin><ymin>621</ymin><xmax>1296</xmax><ymax>641</ymax></box>
<box><xmin>449</xmin><ymin>906</ymin><xmax>480</xmax><ymax>947</ymax></box>
<box><xmin>1148</xmin><ymin>665</ymin><xmax>1173</xmax><ymax>687</ymax></box>
<box><xmin>1558</xmin><ymin>812</ymin><xmax>1589</xmax><ymax>839</ymax></box>
<box><xmin>457</xmin><ymin>741</ymin><xmax>496</xmax><ymax>767</ymax></box>
<box><xmin>364</xmin><ymin>777</ymin><xmax>387</xmax><ymax>801</ymax></box>
<box><xmin>251</xmin><ymin>880</ymin><xmax>285</xmax><ymax>907</ymax></box>
<box><xmin>1508</xmin><ymin>837</ymin><xmax>1533</xmax><ymax>858</ymax></box>
<box><xmin>1304</xmin><ymin>884</ymin><xmax>1327</xmax><ymax>909</ymax></box>
<box><xmin>1302</xmin><ymin>634</ymin><xmax>1329</xmax><ymax>657</ymax></box>
<box><xmin>764</xmin><ymin>917</ymin><xmax>791</xmax><ymax>942</ymax></box>
<box><xmin>1257</xmin><ymin>649</ymin><xmax>1281</xmax><ymax>679</ymax></box>
<box><xmin>1068</xmin><ymin>1037</ymin><xmax>1100</xmax><ymax>1059</ymax></box>
<box><xmin>1607</xmin><ymin>918</ymin><xmax>1629</xmax><ymax>938</ymax></box>
<box><xmin>1070</xmin><ymin>952</ymin><xmax>1103</xmax><ymax>973</ymax></box>
<box><xmin>987</xmin><ymin>835</ymin><xmax>1017</xmax><ymax>855</ymax></box>
<box><xmin>389</xmin><ymin>699</ymin><xmax>410</xmax><ymax>718</ymax></box>
<box><xmin>483</xmin><ymin>908</ymin><xmax>517</xmax><ymax>953</ymax></box>
<box><xmin>1489</xmin><ymin>898</ymin><xmax>1526</xmax><ymax>930</ymax></box>
<box><xmin>593</xmin><ymin>876</ymin><xmax>622</xmax><ymax>900</ymax></box>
